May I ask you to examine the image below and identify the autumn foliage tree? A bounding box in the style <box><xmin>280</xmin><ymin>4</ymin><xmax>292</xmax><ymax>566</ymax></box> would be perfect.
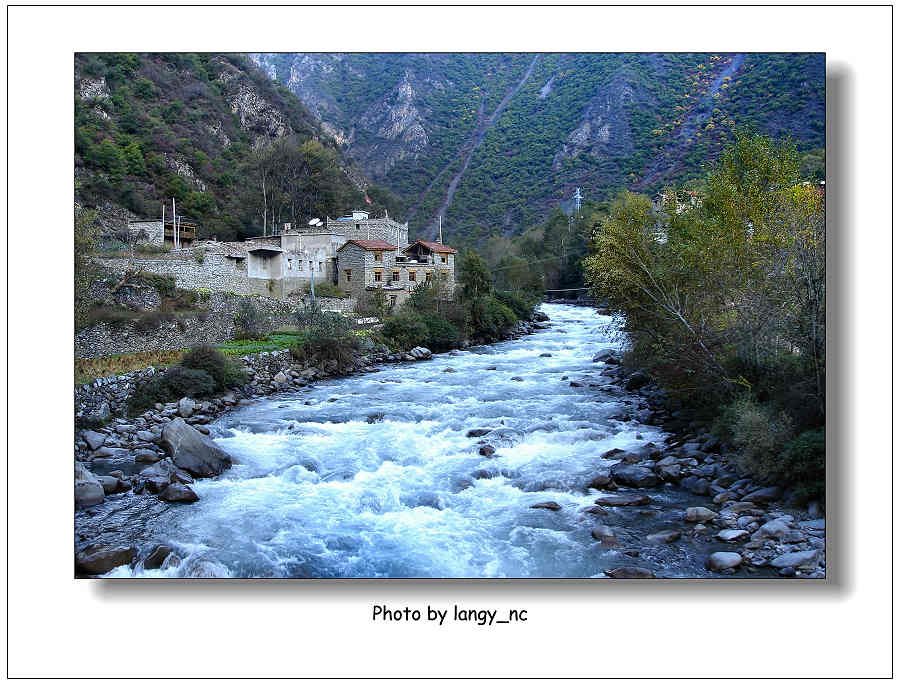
<box><xmin>584</xmin><ymin>132</ymin><xmax>825</xmax><ymax>497</ymax></box>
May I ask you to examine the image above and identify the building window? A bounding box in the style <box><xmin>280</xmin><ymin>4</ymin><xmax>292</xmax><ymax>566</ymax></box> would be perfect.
<box><xmin>356</xmin><ymin>223</ymin><xmax>360</xmax><ymax>230</ymax></box>
<box><xmin>409</xmin><ymin>270</ymin><xmax>416</xmax><ymax>282</ymax></box>
<box><xmin>441</xmin><ymin>271</ymin><xmax>449</xmax><ymax>280</ymax></box>
<box><xmin>374</xmin><ymin>251</ymin><xmax>382</xmax><ymax>262</ymax></box>
<box><xmin>425</xmin><ymin>271</ymin><xmax>433</xmax><ymax>282</ymax></box>
<box><xmin>288</xmin><ymin>259</ymin><xmax>293</xmax><ymax>270</ymax></box>
<box><xmin>374</xmin><ymin>271</ymin><xmax>383</xmax><ymax>282</ymax></box>
<box><xmin>345</xmin><ymin>270</ymin><xmax>352</xmax><ymax>282</ymax></box>
<box><xmin>389</xmin><ymin>295</ymin><xmax>397</xmax><ymax>308</ymax></box>
<box><xmin>318</xmin><ymin>262</ymin><xmax>323</xmax><ymax>272</ymax></box>
<box><xmin>441</xmin><ymin>254</ymin><xmax>447</xmax><ymax>264</ymax></box>
<box><xmin>392</xmin><ymin>271</ymin><xmax>400</xmax><ymax>282</ymax></box>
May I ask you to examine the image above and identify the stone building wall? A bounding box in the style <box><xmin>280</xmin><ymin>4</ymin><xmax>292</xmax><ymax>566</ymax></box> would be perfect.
<box><xmin>324</xmin><ymin>217</ymin><xmax>408</xmax><ymax>246</ymax></box>
<box><xmin>336</xmin><ymin>244</ymin><xmax>455</xmax><ymax>308</ymax></box>
<box><xmin>97</xmin><ymin>253</ymin><xmax>255</xmax><ymax>295</ymax></box>
<box><xmin>76</xmin><ymin>290</ymin><xmax>358</xmax><ymax>360</ymax></box>
<box><xmin>128</xmin><ymin>220</ymin><xmax>165</xmax><ymax>245</ymax></box>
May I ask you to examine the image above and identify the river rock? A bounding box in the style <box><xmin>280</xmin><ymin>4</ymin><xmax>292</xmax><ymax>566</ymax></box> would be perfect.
<box><xmin>75</xmin><ymin>480</ymin><xmax>105</xmax><ymax>508</ymax></box>
<box><xmin>591</xmin><ymin>525</ymin><xmax>617</xmax><ymax>542</ymax></box>
<box><xmin>409</xmin><ymin>347</ymin><xmax>432</xmax><ymax>360</ymax></box>
<box><xmin>134</xmin><ymin>449</ymin><xmax>162</xmax><ymax>464</ymax></box>
<box><xmin>770</xmin><ymin>550</ymin><xmax>819</xmax><ymax>569</ymax></box>
<box><xmin>594</xmin><ymin>493</ymin><xmax>651</xmax><ymax>506</ymax></box>
<box><xmin>97</xmin><ymin>476</ymin><xmax>119</xmax><ymax>494</ymax></box>
<box><xmin>143</xmin><ymin>544</ymin><xmax>174</xmax><ymax>570</ymax></box>
<box><xmin>605</xmin><ymin>567</ymin><xmax>655</xmax><ymax>579</ymax></box>
<box><xmin>74</xmin><ymin>462</ymin><xmax>104</xmax><ymax>507</ymax></box>
<box><xmin>716</xmin><ymin>529</ymin><xmax>750</xmax><ymax>543</ymax></box>
<box><xmin>176</xmin><ymin>397</ymin><xmax>196</xmax><ymax>418</ymax></box>
<box><xmin>707</xmin><ymin>552</ymin><xmax>743</xmax><ymax>571</ymax></box>
<box><xmin>741</xmin><ymin>486</ymin><xmax>782</xmax><ymax>504</ymax></box>
<box><xmin>76</xmin><ymin>544</ymin><xmax>136</xmax><ymax>575</ymax></box>
<box><xmin>81</xmin><ymin>430</ymin><xmax>107</xmax><ymax>451</ymax></box>
<box><xmin>685</xmin><ymin>506</ymin><xmax>717</xmax><ymax>522</ymax></box>
<box><xmin>530</xmin><ymin>501</ymin><xmax>561</xmax><ymax>511</ymax></box>
<box><xmin>159</xmin><ymin>483</ymin><xmax>199</xmax><ymax>503</ymax></box>
<box><xmin>466</xmin><ymin>428</ymin><xmax>492</xmax><ymax>438</ymax></box>
<box><xmin>136</xmin><ymin>430</ymin><xmax>157</xmax><ymax>443</ymax></box>
<box><xmin>586</xmin><ymin>473</ymin><xmax>613</xmax><ymax>490</ymax></box>
<box><xmin>602</xmin><ymin>448</ymin><xmax>626</xmax><ymax>459</ymax></box>
<box><xmin>592</xmin><ymin>349</ymin><xmax>620</xmax><ymax>364</ymax></box>
<box><xmin>478</xmin><ymin>444</ymin><xmax>496</xmax><ymax>457</ymax></box>
<box><xmin>751</xmin><ymin>519</ymin><xmax>790</xmax><ymax>541</ymax></box>
<box><xmin>646</xmin><ymin>530</ymin><xmax>681</xmax><ymax>544</ymax></box>
<box><xmin>658</xmin><ymin>464</ymin><xmax>682</xmax><ymax>483</ymax></box>
<box><xmin>610</xmin><ymin>463</ymin><xmax>659</xmax><ymax>488</ymax></box>
<box><xmin>161</xmin><ymin>418</ymin><xmax>231</xmax><ymax>478</ymax></box>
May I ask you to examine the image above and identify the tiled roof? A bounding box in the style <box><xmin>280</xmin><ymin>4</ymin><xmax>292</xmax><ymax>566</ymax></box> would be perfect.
<box><xmin>337</xmin><ymin>239</ymin><xmax>398</xmax><ymax>251</ymax></box>
<box><xmin>406</xmin><ymin>240</ymin><xmax>457</xmax><ymax>254</ymax></box>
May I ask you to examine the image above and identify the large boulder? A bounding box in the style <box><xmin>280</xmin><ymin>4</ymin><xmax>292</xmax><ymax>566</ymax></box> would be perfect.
<box><xmin>592</xmin><ymin>349</ymin><xmax>621</xmax><ymax>364</ymax></box>
<box><xmin>770</xmin><ymin>550</ymin><xmax>819</xmax><ymax>569</ymax></box>
<box><xmin>177</xmin><ymin>397</ymin><xmax>196</xmax><ymax>418</ymax></box>
<box><xmin>685</xmin><ymin>506</ymin><xmax>718</xmax><ymax>522</ymax></box>
<box><xmin>707</xmin><ymin>552</ymin><xmax>743</xmax><ymax>571</ymax></box>
<box><xmin>159</xmin><ymin>483</ymin><xmax>199</xmax><ymax>503</ymax></box>
<box><xmin>74</xmin><ymin>462</ymin><xmax>104</xmax><ymax>508</ymax></box>
<box><xmin>161</xmin><ymin>418</ymin><xmax>231</xmax><ymax>478</ymax></box>
<box><xmin>81</xmin><ymin>430</ymin><xmax>107</xmax><ymax>451</ymax></box>
<box><xmin>610</xmin><ymin>463</ymin><xmax>660</xmax><ymax>488</ymax></box>
<box><xmin>76</xmin><ymin>544</ymin><xmax>136</xmax><ymax>575</ymax></box>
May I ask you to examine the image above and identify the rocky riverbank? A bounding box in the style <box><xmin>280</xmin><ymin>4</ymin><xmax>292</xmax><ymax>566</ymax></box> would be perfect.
<box><xmin>577</xmin><ymin>348</ymin><xmax>826</xmax><ymax>578</ymax></box>
<box><xmin>74</xmin><ymin>315</ymin><xmax>544</xmax><ymax>576</ymax></box>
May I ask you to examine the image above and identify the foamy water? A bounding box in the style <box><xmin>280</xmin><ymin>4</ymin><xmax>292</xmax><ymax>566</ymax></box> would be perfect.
<box><xmin>102</xmin><ymin>304</ymin><xmax>725</xmax><ymax>578</ymax></box>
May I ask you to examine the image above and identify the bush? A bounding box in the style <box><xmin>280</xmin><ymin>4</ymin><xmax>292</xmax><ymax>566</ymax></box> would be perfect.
<box><xmin>234</xmin><ymin>298</ymin><xmax>265</xmax><ymax>339</ymax></box>
<box><xmin>422</xmin><ymin>313</ymin><xmax>459</xmax><ymax>352</ymax></box>
<box><xmin>133</xmin><ymin>310</ymin><xmax>175</xmax><ymax>332</ymax></box>
<box><xmin>291</xmin><ymin>301</ymin><xmax>359</xmax><ymax>366</ymax></box>
<box><xmin>494</xmin><ymin>290</ymin><xmax>539</xmax><ymax>321</ymax></box>
<box><xmin>380</xmin><ymin>310</ymin><xmax>429</xmax><ymax>350</ymax></box>
<box><xmin>128</xmin><ymin>366</ymin><xmax>216</xmax><ymax>415</ymax></box>
<box><xmin>717</xmin><ymin>394</ymin><xmax>827</xmax><ymax>498</ymax></box>
<box><xmin>779</xmin><ymin>429</ymin><xmax>826</xmax><ymax>501</ymax></box>
<box><xmin>181</xmin><ymin>344</ymin><xmax>227</xmax><ymax>390</ymax></box>
<box><xmin>470</xmin><ymin>295</ymin><xmax>517</xmax><ymax>339</ymax></box>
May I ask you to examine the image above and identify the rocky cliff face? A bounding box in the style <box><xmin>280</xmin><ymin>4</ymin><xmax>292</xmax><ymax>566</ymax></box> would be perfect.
<box><xmin>553</xmin><ymin>74</ymin><xmax>654</xmax><ymax>171</ymax></box>
<box><xmin>250</xmin><ymin>53</ymin><xmax>434</xmax><ymax>179</ymax></box>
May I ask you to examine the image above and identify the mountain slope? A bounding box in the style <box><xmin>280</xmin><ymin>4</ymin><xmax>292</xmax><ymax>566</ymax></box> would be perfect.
<box><xmin>251</xmin><ymin>52</ymin><xmax>825</xmax><ymax>245</ymax></box>
<box><xmin>75</xmin><ymin>53</ymin><xmax>398</xmax><ymax>240</ymax></box>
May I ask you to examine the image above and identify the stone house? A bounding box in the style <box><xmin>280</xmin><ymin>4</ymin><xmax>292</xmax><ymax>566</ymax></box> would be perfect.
<box><xmin>336</xmin><ymin>238</ymin><xmax>457</xmax><ymax>310</ymax></box>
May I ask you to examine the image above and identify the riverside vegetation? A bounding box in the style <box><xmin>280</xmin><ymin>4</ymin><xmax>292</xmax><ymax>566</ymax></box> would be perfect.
<box><xmin>583</xmin><ymin>132</ymin><xmax>825</xmax><ymax>503</ymax></box>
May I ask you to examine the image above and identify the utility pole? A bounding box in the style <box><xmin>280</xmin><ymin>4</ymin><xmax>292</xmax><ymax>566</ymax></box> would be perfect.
<box><xmin>438</xmin><ymin>215</ymin><xmax>443</xmax><ymax>244</ymax></box>
<box><xmin>309</xmin><ymin>249</ymin><xmax>316</xmax><ymax>301</ymax></box>
<box><xmin>172</xmin><ymin>197</ymin><xmax>177</xmax><ymax>249</ymax></box>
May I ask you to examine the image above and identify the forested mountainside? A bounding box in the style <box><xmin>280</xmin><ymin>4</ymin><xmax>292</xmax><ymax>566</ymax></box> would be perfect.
<box><xmin>250</xmin><ymin>53</ymin><xmax>825</xmax><ymax>245</ymax></box>
<box><xmin>75</xmin><ymin>53</ymin><xmax>400</xmax><ymax>240</ymax></box>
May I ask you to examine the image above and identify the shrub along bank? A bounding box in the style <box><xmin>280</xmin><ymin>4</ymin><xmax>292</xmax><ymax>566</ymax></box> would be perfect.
<box><xmin>376</xmin><ymin>250</ymin><xmax>541</xmax><ymax>353</ymax></box>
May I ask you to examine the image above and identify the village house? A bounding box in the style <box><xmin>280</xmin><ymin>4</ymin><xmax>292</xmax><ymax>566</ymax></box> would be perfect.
<box><xmin>336</xmin><ymin>239</ymin><xmax>457</xmax><ymax>310</ymax></box>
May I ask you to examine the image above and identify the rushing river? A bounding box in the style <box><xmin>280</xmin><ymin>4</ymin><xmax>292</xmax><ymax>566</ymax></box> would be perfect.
<box><xmin>98</xmin><ymin>304</ymin><xmax>735</xmax><ymax>578</ymax></box>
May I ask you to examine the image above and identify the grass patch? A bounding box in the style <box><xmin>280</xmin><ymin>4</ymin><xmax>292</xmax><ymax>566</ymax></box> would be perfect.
<box><xmin>75</xmin><ymin>349</ymin><xmax>187</xmax><ymax>385</ymax></box>
<box><xmin>216</xmin><ymin>332</ymin><xmax>305</xmax><ymax>356</ymax></box>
